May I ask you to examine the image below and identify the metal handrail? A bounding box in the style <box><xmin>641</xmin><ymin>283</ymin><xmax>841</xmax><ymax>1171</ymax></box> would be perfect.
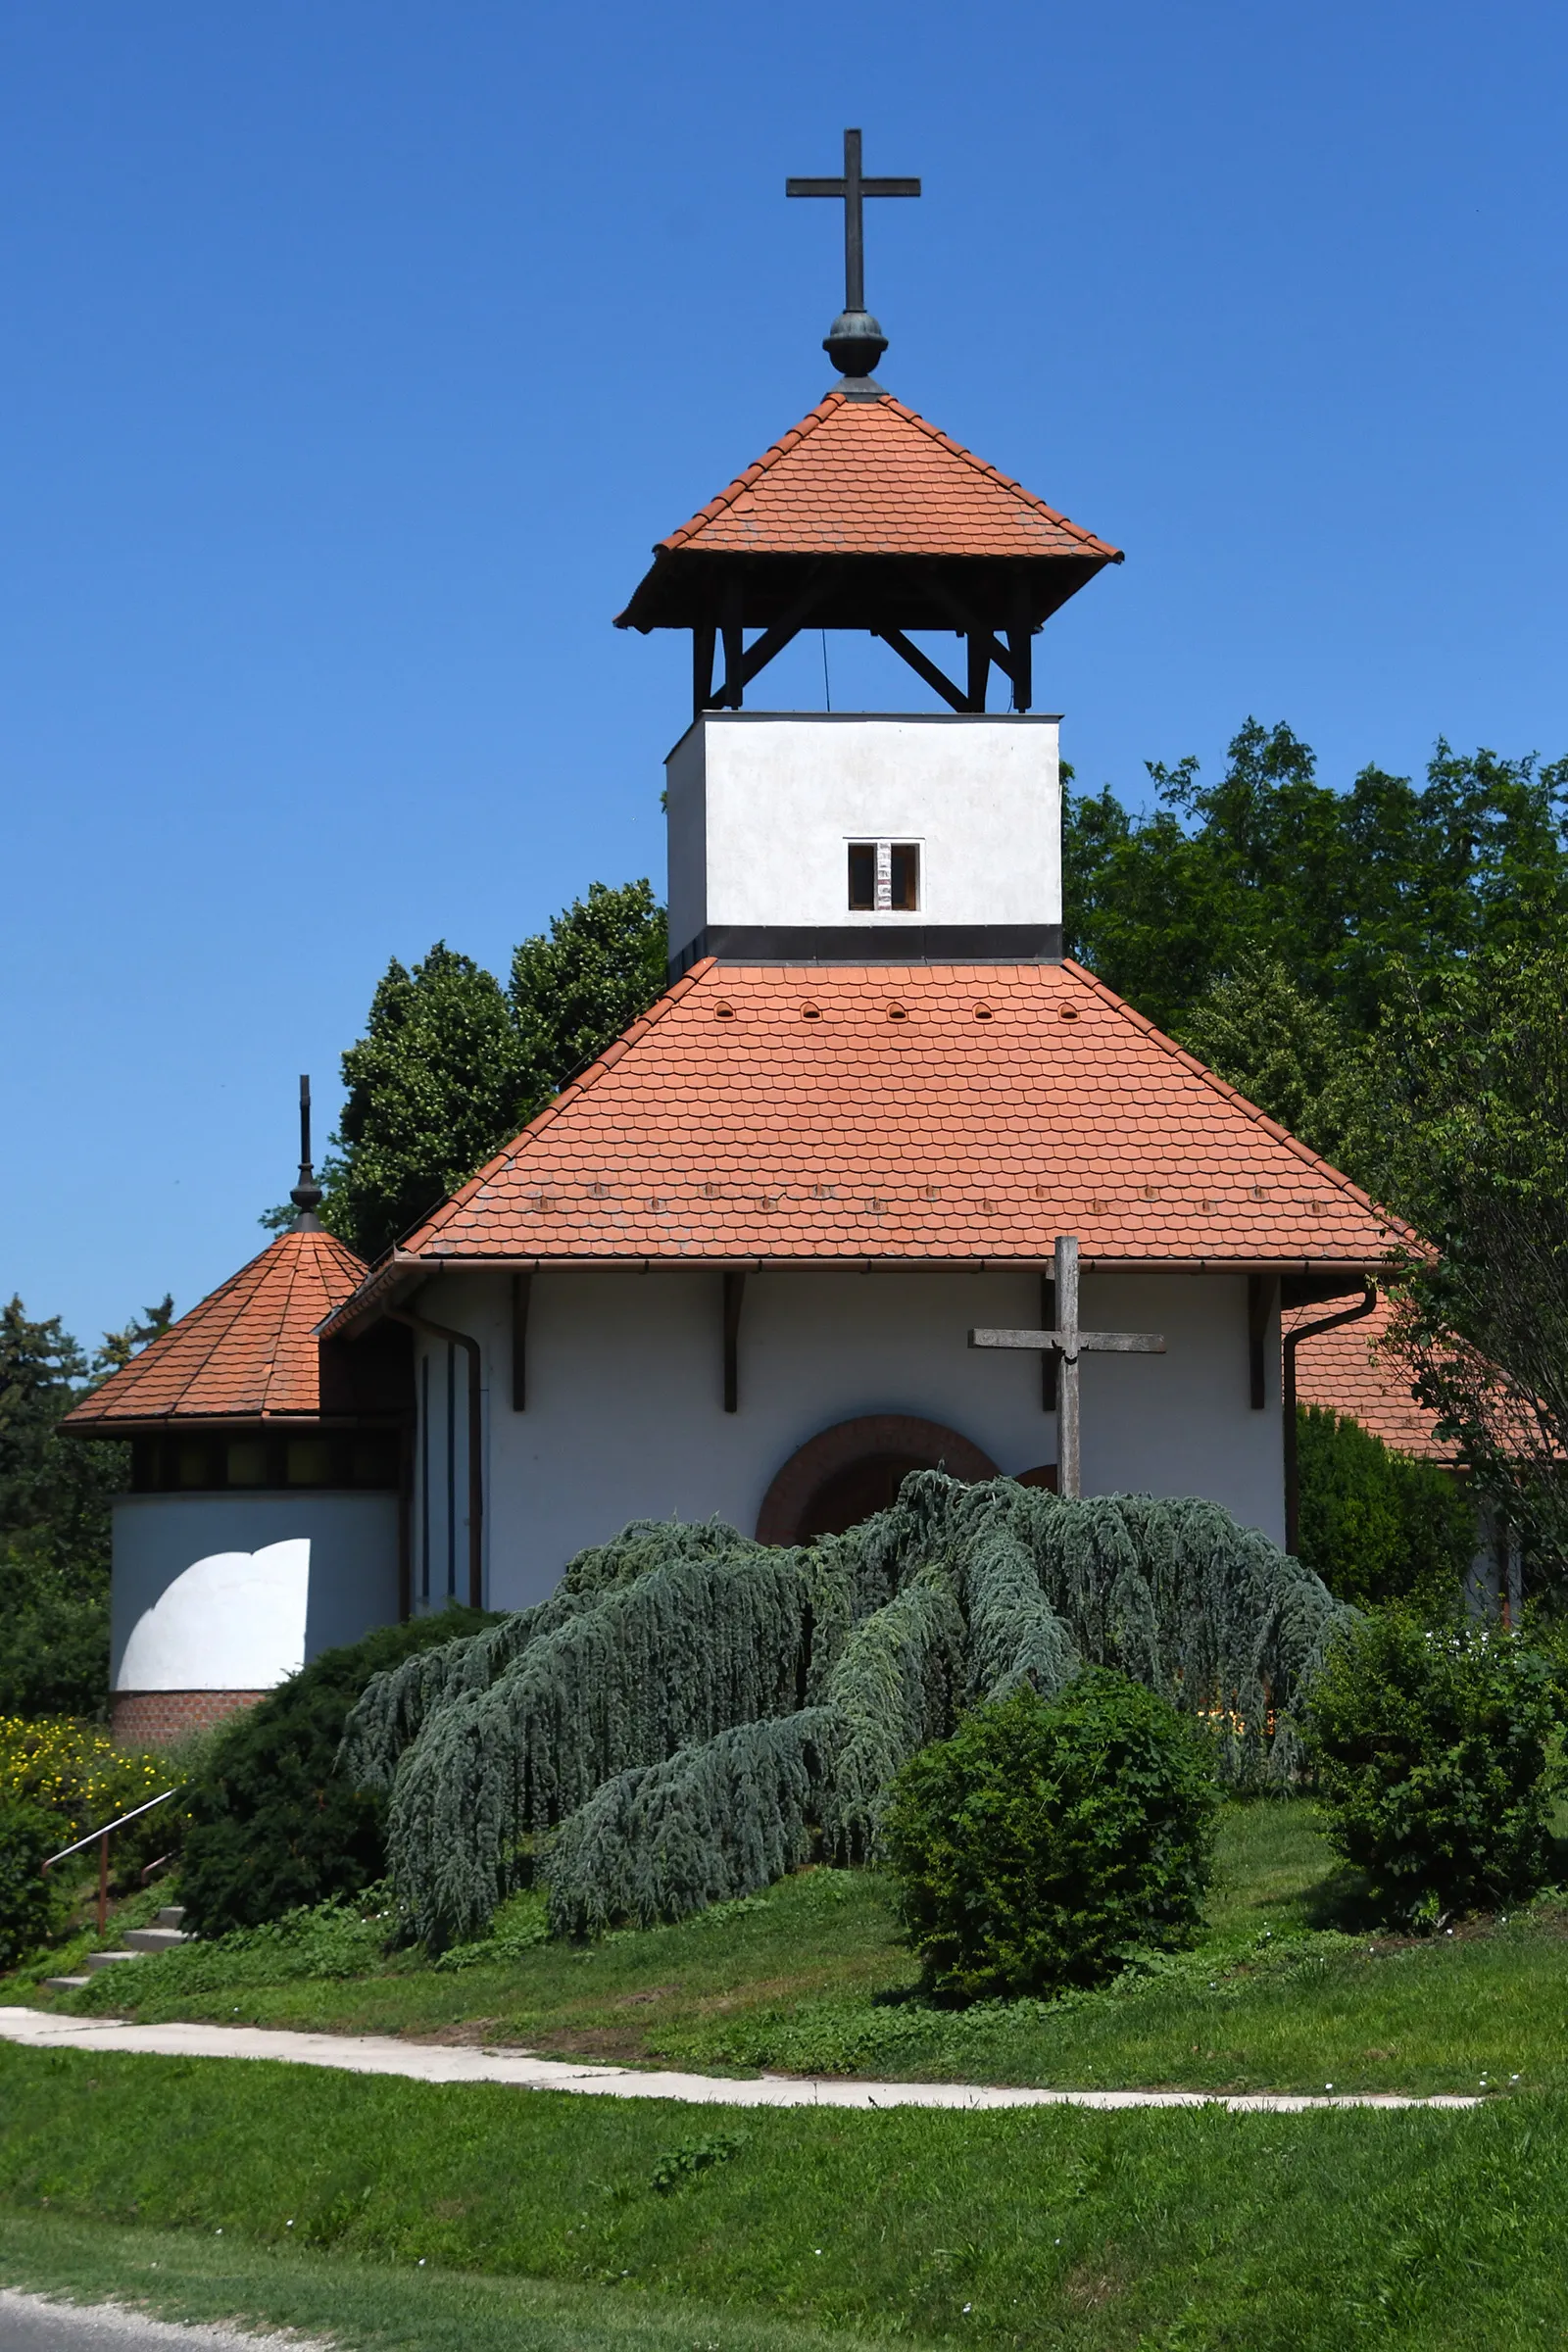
<box><xmin>42</xmin><ymin>1789</ymin><xmax>177</xmax><ymax>1870</ymax></box>
<box><xmin>42</xmin><ymin>1788</ymin><xmax>178</xmax><ymax>1936</ymax></box>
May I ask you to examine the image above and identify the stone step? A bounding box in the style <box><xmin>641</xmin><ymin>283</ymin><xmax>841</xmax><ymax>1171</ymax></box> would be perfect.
<box><xmin>155</xmin><ymin>1906</ymin><xmax>186</xmax><ymax>1930</ymax></box>
<box><xmin>121</xmin><ymin>1926</ymin><xmax>195</xmax><ymax>1954</ymax></box>
<box><xmin>83</xmin><ymin>1949</ymin><xmax>142</xmax><ymax>1971</ymax></box>
<box><xmin>42</xmin><ymin>1976</ymin><xmax>91</xmax><ymax>1992</ymax></box>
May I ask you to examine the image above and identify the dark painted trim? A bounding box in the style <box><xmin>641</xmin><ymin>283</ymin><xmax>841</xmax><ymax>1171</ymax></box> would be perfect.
<box><xmin>664</xmin><ymin>708</ymin><xmax>1064</xmax><ymax>763</ymax></box>
<box><xmin>670</xmin><ymin>923</ymin><xmax>1063</xmax><ymax>974</ymax></box>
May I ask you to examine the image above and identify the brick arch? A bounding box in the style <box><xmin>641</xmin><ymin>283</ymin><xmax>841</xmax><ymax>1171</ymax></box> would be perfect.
<box><xmin>756</xmin><ymin>1414</ymin><xmax>1000</xmax><ymax>1546</ymax></box>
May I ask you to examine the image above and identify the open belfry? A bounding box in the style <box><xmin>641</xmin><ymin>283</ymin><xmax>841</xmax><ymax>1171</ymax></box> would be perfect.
<box><xmin>71</xmin><ymin>133</ymin><xmax>1403</xmax><ymax>1739</ymax></box>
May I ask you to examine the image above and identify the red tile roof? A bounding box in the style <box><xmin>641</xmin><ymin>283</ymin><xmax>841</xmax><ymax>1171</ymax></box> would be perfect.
<box><xmin>631</xmin><ymin>389</ymin><xmax>1121</xmax><ymax>565</ymax></box>
<box><xmin>1290</xmin><ymin>1292</ymin><xmax>1456</xmax><ymax>1462</ymax></box>
<box><xmin>326</xmin><ymin>960</ymin><xmax>1404</xmax><ymax>1323</ymax></box>
<box><xmin>65</xmin><ymin>1227</ymin><xmax>368</xmax><ymax>1431</ymax></box>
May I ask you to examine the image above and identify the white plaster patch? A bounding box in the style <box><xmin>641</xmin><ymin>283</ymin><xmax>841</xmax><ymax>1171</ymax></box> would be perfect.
<box><xmin>117</xmin><ymin>1539</ymin><xmax>309</xmax><ymax>1692</ymax></box>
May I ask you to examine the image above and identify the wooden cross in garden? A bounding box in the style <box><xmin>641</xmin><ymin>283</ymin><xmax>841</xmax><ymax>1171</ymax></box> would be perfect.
<box><xmin>968</xmin><ymin>1236</ymin><xmax>1165</xmax><ymax>1499</ymax></box>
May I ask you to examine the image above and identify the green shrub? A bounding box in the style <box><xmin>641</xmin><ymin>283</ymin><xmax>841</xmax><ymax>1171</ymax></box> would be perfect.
<box><xmin>1296</xmin><ymin>1404</ymin><xmax>1477</xmax><ymax>1614</ymax></box>
<box><xmin>1305</xmin><ymin>1609</ymin><xmax>1560</xmax><ymax>1922</ymax></box>
<box><xmin>179</xmin><ymin>1609</ymin><xmax>493</xmax><ymax>1937</ymax></box>
<box><xmin>882</xmin><ymin>1673</ymin><xmax>1218</xmax><ymax>2000</ymax></box>
<box><xmin>0</xmin><ymin>1801</ymin><xmax>62</xmax><ymax>1966</ymax></box>
<box><xmin>0</xmin><ymin>1713</ymin><xmax>172</xmax><ymax>1846</ymax></box>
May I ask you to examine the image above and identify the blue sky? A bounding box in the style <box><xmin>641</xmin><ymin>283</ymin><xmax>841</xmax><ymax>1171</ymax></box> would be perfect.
<box><xmin>3</xmin><ymin>0</ymin><xmax>1565</xmax><ymax>1348</ymax></box>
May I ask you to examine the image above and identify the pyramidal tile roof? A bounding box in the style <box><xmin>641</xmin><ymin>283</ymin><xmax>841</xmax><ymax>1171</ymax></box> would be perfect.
<box><xmin>326</xmin><ymin>960</ymin><xmax>1405</xmax><ymax>1323</ymax></box>
<box><xmin>1290</xmin><ymin>1292</ymin><xmax>1456</xmax><ymax>1463</ymax></box>
<box><xmin>626</xmin><ymin>389</ymin><xmax>1122</xmax><ymax>569</ymax></box>
<box><xmin>66</xmin><ymin>1226</ymin><xmax>368</xmax><ymax>1430</ymax></box>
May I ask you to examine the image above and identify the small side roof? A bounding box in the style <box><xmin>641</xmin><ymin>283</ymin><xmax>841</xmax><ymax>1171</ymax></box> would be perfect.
<box><xmin>65</xmin><ymin>1226</ymin><xmax>367</xmax><ymax>1433</ymax></box>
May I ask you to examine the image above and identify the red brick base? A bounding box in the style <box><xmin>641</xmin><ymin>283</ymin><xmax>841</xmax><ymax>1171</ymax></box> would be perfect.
<box><xmin>112</xmin><ymin>1690</ymin><xmax>267</xmax><ymax>1749</ymax></box>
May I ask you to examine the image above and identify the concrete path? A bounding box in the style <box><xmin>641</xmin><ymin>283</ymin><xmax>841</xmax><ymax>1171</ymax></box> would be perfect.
<box><xmin>0</xmin><ymin>2288</ymin><xmax>328</xmax><ymax>2351</ymax></box>
<box><xmin>0</xmin><ymin>2006</ymin><xmax>1477</xmax><ymax>2113</ymax></box>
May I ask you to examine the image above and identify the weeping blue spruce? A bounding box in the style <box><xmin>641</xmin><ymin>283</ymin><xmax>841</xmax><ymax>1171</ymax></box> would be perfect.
<box><xmin>340</xmin><ymin>1475</ymin><xmax>1343</xmax><ymax>1947</ymax></box>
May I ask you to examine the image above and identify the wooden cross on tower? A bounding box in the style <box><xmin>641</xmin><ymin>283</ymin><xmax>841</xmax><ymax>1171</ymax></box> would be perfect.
<box><xmin>968</xmin><ymin>1237</ymin><xmax>1165</xmax><ymax>1499</ymax></box>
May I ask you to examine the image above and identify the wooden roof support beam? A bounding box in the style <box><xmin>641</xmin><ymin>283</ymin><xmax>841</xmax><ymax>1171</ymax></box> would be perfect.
<box><xmin>722</xmin><ymin>1270</ymin><xmax>745</xmax><ymax>1413</ymax></box>
<box><xmin>924</xmin><ymin>575</ymin><xmax>1023</xmax><ymax>697</ymax></box>
<box><xmin>966</xmin><ymin>631</ymin><xmax>991</xmax><ymax>712</ymax></box>
<box><xmin>872</xmin><ymin>626</ymin><xmax>968</xmax><ymax>712</ymax></box>
<box><xmin>697</xmin><ymin>570</ymin><xmax>834</xmax><ymax>717</ymax></box>
<box><xmin>1248</xmin><ymin>1272</ymin><xmax>1279</xmax><ymax>1411</ymax></box>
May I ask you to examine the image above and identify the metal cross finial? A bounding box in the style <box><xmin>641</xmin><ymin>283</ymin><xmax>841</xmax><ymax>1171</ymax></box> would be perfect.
<box><xmin>788</xmin><ymin>129</ymin><xmax>919</xmax><ymax>380</ymax></box>
<box><xmin>967</xmin><ymin>1237</ymin><xmax>1166</xmax><ymax>1499</ymax></box>
<box><xmin>290</xmin><ymin>1073</ymin><xmax>323</xmax><ymax>1230</ymax></box>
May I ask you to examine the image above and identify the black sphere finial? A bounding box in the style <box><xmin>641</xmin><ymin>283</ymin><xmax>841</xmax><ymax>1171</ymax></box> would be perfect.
<box><xmin>822</xmin><ymin>308</ymin><xmax>888</xmax><ymax>379</ymax></box>
<box><xmin>290</xmin><ymin>1074</ymin><xmax>323</xmax><ymax>1231</ymax></box>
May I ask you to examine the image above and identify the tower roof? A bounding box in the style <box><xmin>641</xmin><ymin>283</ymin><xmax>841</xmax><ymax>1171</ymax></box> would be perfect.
<box><xmin>323</xmin><ymin>957</ymin><xmax>1404</xmax><ymax>1337</ymax></box>
<box><xmin>615</xmin><ymin>390</ymin><xmax>1121</xmax><ymax>639</ymax></box>
<box><xmin>65</xmin><ymin>1226</ymin><xmax>368</xmax><ymax>1433</ymax></box>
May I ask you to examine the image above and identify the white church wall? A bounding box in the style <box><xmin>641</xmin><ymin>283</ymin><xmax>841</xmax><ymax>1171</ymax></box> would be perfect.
<box><xmin>111</xmin><ymin>1492</ymin><xmax>400</xmax><ymax>1691</ymax></box>
<box><xmin>665</xmin><ymin>713</ymin><xmax>1061</xmax><ymax>956</ymax></box>
<box><xmin>409</xmin><ymin>1264</ymin><xmax>1283</xmax><ymax>1614</ymax></box>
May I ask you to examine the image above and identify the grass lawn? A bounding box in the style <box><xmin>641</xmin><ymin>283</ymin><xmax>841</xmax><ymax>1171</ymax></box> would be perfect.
<box><xmin>20</xmin><ymin>1801</ymin><xmax>1568</xmax><ymax>2100</ymax></box>
<box><xmin>2</xmin><ymin>2042</ymin><xmax>1566</xmax><ymax>2348</ymax></box>
<box><xmin>0</xmin><ymin>2208</ymin><xmax>906</xmax><ymax>2352</ymax></box>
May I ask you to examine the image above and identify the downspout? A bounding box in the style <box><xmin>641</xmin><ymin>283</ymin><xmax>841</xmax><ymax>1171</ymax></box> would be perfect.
<box><xmin>1282</xmin><ymin>1281</ymin><xmax>1378</xmax><ymax>1556</ymax></box>
<box><xmin>387</xmin><ymin>1305</ymin><xmax>483</xmax><ymax>1610</ymax></box>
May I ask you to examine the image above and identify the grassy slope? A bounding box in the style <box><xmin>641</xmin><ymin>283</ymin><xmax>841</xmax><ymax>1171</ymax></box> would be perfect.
<box><xmin>27</xmin><ymin>1803</ymin><xmax>1568</xmax><ymax>2099</ymax></box>
<box><xmin>2</xmin><ymin>2044</ymin><xmax>1566</xmax><ymax>2348</ymax></box>
<box><xmin>0</xmin><ymin>2210</ymin><xmax>906</xmax><ymax>2352</ymax></box>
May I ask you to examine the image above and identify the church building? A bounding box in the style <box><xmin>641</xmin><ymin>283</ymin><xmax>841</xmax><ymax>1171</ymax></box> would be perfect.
<box><xmin>68</xmin><ymin>135</ymin><xmax>1407</xmax><ymax>1741</ymax></box>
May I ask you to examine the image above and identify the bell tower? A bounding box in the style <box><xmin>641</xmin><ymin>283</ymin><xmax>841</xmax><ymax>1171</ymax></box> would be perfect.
<box><xmin>614</xmin><ymin>129</ymin><xmax>1123</xmax><ymax>973</ymax></box>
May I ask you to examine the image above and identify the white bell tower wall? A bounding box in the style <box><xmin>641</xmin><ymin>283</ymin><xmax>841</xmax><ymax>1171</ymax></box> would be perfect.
<box><xmin>665</xmin><ymin>711</ymin><xmax>1061</xmax><ymax>969</ymax></box>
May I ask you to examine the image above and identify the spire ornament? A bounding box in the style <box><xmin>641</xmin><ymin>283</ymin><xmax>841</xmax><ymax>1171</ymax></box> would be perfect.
<box><xmin>788</xmin><ymin>128</ymin><xmax>919</xmax><ymax>393</ymax></box>
<box><xmin>290</xmin><ymin>1074</ymin><xmax>323</xmax><ymax>1230</ymax></box>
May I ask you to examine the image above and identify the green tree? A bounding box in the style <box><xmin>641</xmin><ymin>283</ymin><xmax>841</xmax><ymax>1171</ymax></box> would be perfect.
<box><xmin>1065</xmin><ymin>721</ymin><xmax>1568</xmax><ymax>1045</ymax></box>
<box><xmin>1066</xmin><ymin>726</ymin><xmax>1568</xmax><ymax>1584</ymax></box>
<box><xmin>510</xmin><ymin>880</ymin><xmax>667</xmax><ymax>1108</ymax></box>
<box><xmin>319</xmin><ymin>884</ymin><xmax>668</xmax><ymax>1263</ymax></box>
<box><xmin>324</xmin><ymin>944</ymin><xmax>531</xmax><ymax>1263</ymax></box>
<box><xmin>1176</xmin><ymin>951</ymin><xmax>1363</xmax><ymax>1168</ymax></box>
<box><xmin>0</xmin><ymin>1298</ymin><xmax>127</xmax><ymax>1715</ymax></box>
<box><xmin>1295</xmin><ymin>1403</ymin><xmax>1478</xmax><ymax>1615</ymax></box>
<box><xmin>1356</xmin><ymin>948</ymin><xmax>1568</xmax><ymax>1577</ymax></box>
<box><xmin>95</xmin><ymin>1296</ymin><xmax>173</xmax><ymax>1377</ymax></box>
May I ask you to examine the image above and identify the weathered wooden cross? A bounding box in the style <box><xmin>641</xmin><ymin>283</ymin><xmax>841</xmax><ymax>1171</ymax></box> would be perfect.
<box><xmin>967</xmin><ymin>1236</ymin><xmax>1166</xmax><ymax>1499</ymax></box>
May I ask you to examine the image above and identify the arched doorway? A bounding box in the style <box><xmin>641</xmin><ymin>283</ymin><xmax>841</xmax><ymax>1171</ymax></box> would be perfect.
<box><xmin>756</xmin><ymin>1415</ymin><xmax>1000</xmax><ymax>1545</ymax></box>
<box><xmin>1013</xmin><ymin>1464</ymin><xmax>1059</xmax><ymax>1494</ymax></box>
